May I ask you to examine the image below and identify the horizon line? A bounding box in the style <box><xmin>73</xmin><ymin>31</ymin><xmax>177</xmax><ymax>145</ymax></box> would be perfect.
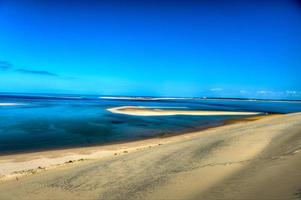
<box><xmin>0</xmin><ymin>91</ymin><xmax>301</xmax><ymax>102</ymax></box>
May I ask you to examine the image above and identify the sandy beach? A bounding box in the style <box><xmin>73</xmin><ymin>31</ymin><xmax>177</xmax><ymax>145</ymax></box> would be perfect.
<box><xmin>107</xmin><ymin>106</ymin><xmax>262</xmax><ymax>116</ymax></box>
<box><xmin>0</xmin><ymin>113</ymin><xmax>301</xmax><ymax>200</ymax></box>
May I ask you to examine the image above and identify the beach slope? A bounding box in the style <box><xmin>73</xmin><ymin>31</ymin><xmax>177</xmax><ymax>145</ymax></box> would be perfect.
<box><xmin>0</xmin><ymin>113</ymin><xmax>301</xmax><ymax>200</ymax></box>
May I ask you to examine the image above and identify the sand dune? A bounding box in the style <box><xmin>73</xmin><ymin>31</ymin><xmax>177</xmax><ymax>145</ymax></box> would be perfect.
<box><xmin>107</xmin><ymin>106</ymin><xmax>262</xmax><ymax>116</ymax></box>
<box><xmin>0</xmin><ymin>113</ymin><xmax>301</xmax><ymax>200</ymax></box>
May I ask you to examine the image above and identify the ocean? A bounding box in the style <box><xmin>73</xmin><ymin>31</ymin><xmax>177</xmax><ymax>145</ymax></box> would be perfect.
<box><xmin>0</xmin><ymin>93</ymin><xmax>300</xmax><ymax>154</ymax></box>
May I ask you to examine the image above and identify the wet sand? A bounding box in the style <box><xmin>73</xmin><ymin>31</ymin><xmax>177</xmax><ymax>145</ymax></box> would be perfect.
<box><xmin>0</xmin><ymin>113</ymin><xmax>301</xmax><ymax>200</ymax></box>
<box><xmin>107</xmin><ymin>106</ymin><xmax>262</xmax><ymax>116</ymax></box>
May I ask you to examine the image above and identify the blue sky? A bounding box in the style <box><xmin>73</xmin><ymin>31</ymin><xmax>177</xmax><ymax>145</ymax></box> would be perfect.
<box><xmin>0</xmin><ymin>0</ymin><xmax>300</xmax><ymax>99</ymax></box>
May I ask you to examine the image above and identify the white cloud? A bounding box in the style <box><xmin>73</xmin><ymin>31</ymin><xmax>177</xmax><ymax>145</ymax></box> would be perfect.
<box><xmin>286</xmin><ymin>90</ymin><xmax>301</xmax><ymax>97</ymax></box>
<box><xmin>286</xmin><ymin>90</ymin><xmax>297</xmax><ymax>94</ymax></box>
<box><xmin>257</xmin><ymin>90</ymin><xmax>272</xmax><ymax>94</ymax></box>
<box><xmin>256</xmin><ymin>90</ymin><xmax>301</xmax><ymax>98</ymax></box>
<box><xmin>210</xmin><ymin>88</ymin><xmax>223</xmax><ymax>92</ymax></box>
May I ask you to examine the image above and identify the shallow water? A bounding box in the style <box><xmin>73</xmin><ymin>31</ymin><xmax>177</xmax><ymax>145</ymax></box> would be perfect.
<box><xmin>0</xmin><ymin>93</ymin><xmax>300</xmax><ymax>154</ymax></box>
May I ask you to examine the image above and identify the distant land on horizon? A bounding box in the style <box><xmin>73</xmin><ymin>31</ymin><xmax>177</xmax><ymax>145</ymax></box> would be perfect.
<box><xmin>0</xmin><ymin>92</ymin><xmax>301</xmax><ymax>102</ymax></box>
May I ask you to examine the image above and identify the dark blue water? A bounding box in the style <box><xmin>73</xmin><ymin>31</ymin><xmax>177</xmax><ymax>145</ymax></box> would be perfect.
<box><xmin>0</xmin><ymin>93</ymin><xmax>300</xmax><ymax>154</ymax></box>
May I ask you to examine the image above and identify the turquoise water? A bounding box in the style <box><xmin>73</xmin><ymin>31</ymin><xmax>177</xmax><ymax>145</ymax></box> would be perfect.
<box><xmin>0</xmin><ymin>93</ymin><xmax>300</xmax><ymax>154</ymax></box>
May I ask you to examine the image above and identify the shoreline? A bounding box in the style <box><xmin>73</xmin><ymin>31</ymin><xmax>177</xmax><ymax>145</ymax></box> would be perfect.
<box><xmin>0</xmin><ymin>114</ymin><xmax>271</xmax><ymax>183</ymax></box>
<box><xmin>0</xmin><ymin>113</ymin><xmax>269</xmax><ymax>157</ymax></box>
